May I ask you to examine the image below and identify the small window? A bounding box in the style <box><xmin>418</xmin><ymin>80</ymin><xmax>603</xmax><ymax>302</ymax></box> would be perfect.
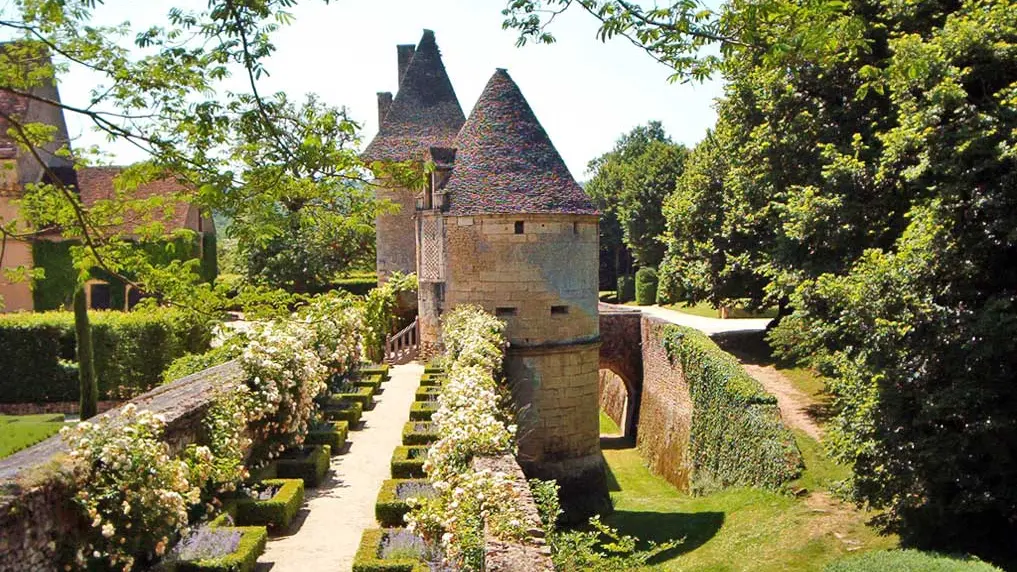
<box><xmin>514</xmin><ymin>221</ymin><xmax>524</xmax><ymax>234</ymax></box>
<box><xmin>495</xmin><ymin>307</ymin><xmax>518</xmax><ymax>317</ymax></box>
<box><xmin>573</xmin><ymin>222</ymin><xmax>580</xmax><ymax>235</ymax></box>
<box><xmin>551</xmin><ymin>305</ymin><xmax>569</xmax><ymax>315</ymax></box>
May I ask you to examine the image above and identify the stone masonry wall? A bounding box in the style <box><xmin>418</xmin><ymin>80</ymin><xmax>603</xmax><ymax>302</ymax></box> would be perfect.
<box><xmin>635</xmin><ymin>316</ymin><xmax>694</xmax><ymax>490</ymax></box>
<box><xmin>598</xmin><ymin>370</ymin><xmax>627</xmax><ymax>433</ymax></box>
<box><xmin>0</xmin><ymin>362</ymin><xmax>244</xmax><ymax>571</ymax></box>
<box><xmin>474</xmin><ymin>455</ymin><xmax>553</xmax><ymax>572</ymax></box>
<box><xmin>375</xmin><ymin>182</ymin><xmax>417</xmax><ymax>282</ymax></box>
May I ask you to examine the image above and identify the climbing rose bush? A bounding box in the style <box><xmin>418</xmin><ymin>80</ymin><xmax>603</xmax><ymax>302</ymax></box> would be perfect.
<box><xmin>297</xmin><ymin>291</ymin><xmax>366</xmax><ymax>376</ymax></box>
<box><xmin>61</xmin><ymin>404</ymin><xmax>209</xmax><ymax>571</ymax></box>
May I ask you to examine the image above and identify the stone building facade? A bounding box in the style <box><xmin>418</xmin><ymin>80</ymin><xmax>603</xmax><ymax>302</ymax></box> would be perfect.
<box><xmin>373</xmin><ymin>58</ymin><xmax>610</xmax><ymax>517</ymax></box>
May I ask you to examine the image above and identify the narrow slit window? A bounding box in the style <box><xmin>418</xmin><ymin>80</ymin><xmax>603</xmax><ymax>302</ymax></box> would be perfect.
<box><xmin>551</xmin><ymin>305</ymin><xmax>569</xmax><ymax>315</ymax></box>
<box><xmin>496</xmin><ymin>307</ymin><xmax>518</xmax><ymax>317</ymax></box>
<box><xmin>573</xmin><ymin>222</ymin><xmax>580</xmax><ymax>235</ymax></box>
<box><xmin>514</xmin><ymin>221</ymin><xmax>525</xmax><ymax>234</ymax></box>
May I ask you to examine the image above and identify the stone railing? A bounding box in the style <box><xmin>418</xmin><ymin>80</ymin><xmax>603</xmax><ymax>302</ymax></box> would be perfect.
<box><xmin>474</xmin><ymin>455</ymin><xmax>554</xmax><ymax>572</ymax></box>
<box><xmin>0</xmin><ymin>361</ymin><xmax>244</xmax><ymax>572</ymax></box>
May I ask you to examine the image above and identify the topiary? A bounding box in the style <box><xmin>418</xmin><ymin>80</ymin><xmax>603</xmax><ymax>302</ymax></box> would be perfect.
<box><xmin>616</xmin><ymin>275</ymin><xmax>635</xmax><ymax>303</ymax></box>
<box><xmin>634</xmin><ymin>267</ymin><xmax>659</xmax><ymax>306</ymax></box>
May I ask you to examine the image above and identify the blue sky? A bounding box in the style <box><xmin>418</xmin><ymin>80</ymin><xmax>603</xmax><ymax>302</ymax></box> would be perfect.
<box><xmin>45</xmin><ymin>0</ymin><xmax>723</xmax><ymax>180</ymax></box>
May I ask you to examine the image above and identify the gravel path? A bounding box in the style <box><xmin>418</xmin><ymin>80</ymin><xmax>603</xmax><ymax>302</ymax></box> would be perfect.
<box><xmin>636</xmin><ymin>304</ymin><xmax>773</xmax><ymax>335</ymax></box>
<box><xmin>258</xmin><ymin>363</ymin><xmax>424</xmax><ymax>572</ymax></box>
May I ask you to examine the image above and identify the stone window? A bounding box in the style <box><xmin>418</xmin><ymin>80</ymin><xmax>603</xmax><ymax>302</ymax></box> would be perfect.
<box><xmin>496</xmin><ymin>307</ymin><xmax>518</xmax><ymax>317</ymax></box>
<box><xmin>551</xmin><ymin>305</ymin><xmax>569</xmax><ymax>315</ymax></box>
<box><xmin>514</xmin><ymin>221</ymin><xmax>524</xmax><ymax>234</ymax></box>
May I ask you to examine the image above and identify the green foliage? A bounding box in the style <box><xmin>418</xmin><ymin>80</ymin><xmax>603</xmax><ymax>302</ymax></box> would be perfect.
<box><xmin>275</xmin><ymin>445</ymin><xmax>331</xmax><ymax>488</ymax></box>
<box><xmin>234</xmin><ymin>479</ymin><xmax>304</xmax><ymax>531</ymax></box>
<box><xmin>363</xmin><ymin>272</ymin><xmax>418</xmax><ymax>363</ymax></box>
<box><xmin>414</xmin><ymin>386</ymin><xmax>440</xmax><ymax>402</ymax></box>
<box><xmin>334</xmin><ymin>273</ymin><xmax>378</xmax><ymax>296</ymax></box>
<box><xmin>174</xmin><ymin>526</ymin><xmax>268</xmax><ymax>572</ymax></box>
<box><xmin>375</xmin><ymin>479</ymin><xmax>431</xmax><ymax>527</ymax></box>
<box><xmin>408</xmin><ymin>401</ymin><xmax>437</xmax><ymax>421</ymax></box>
<box><xmin>634</xmin><ymin>267</ymin><xmax>659</xmax><ymax>306</ymax></box>
<box><xmin>401</xmin><ymin>422</ymin><xmax>438</xmax><ymax>446</ymax></box>
<box><xmin>390</xmin><ymin>446</ymin><xmax>428</xmax><ymax>479</ymax></box>
<box><xmin>30</xmin><ymin>240</ymin><xmax>77</xmax><ymax>311</ymax></box>
<box><xmin>824</xmin><ymin>550</ymin><xmax>1003</xmax><ymax>572</ymax></box>
<box><xmin>163</xmin><ymin>344</ymin><xmax>239</xmax><ymax>384</ymax></box>
<box><xmin>351</xmin><ymin>529</ymin><xmax>431</xmax><ymax>572</ymax></box>
<box><xmin>358</xmin><ymin>364</ymin><xmax>391</xmax><ymax>379</ymax></box>
<box><xmin>306</xmin><ymin>420</ymin><xmax>348</xmax><ymax>451</ymax></box>
<box><xmin>331</xmin><ymin>386</ymin><xmax>374</xmax><ymax>411</ymax></box>
<box><xmin>662</xmin><ymin>325</ymin><xmax>802</xmax><ymax>492</ymax></box>
<box><xmin>418</xmin><ymin>373</ymin><xmax>445</xmax><ymax>387</ymax></box>
<box><xmin>200</xmin><ymin>233</ymin><xmax>218</xmax><ymax>284</ymax></box>
<box><xmin>616</xmin><ymin>275</ymin><xmax>635</xmax><ymax>304</ymax></box>
<box><xmin>0</xmin><ymin>309</ymin><xmax>210</xmax><ymax>402</ymax></box>
<box><xmin>324</xmin><ymin>400</ymin><xmax>362</xmax><ymax>426</ymax></box>
<box><xmin>584</xmin><ymin>122</ymin><xmax>687</xmax><ymax>267</ymax></box>
<box><xmin>0</xmin><ymin>414</ymin><xmax>65</xmax><ymax>459</ymax></box>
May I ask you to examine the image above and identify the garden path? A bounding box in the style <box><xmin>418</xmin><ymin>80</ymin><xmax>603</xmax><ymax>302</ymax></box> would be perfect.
<box><xmin>258</xmin><ymin>362</ymin><xmax>424</xmax><ymax>572</ymax></box>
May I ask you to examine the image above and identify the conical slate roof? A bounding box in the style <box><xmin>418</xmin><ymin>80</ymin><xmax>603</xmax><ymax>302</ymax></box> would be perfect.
<box><xmin>444</xmin><ymin>69</ymin><xmax>596</xmax><ymax>216</ymax></box>
<box><xmin>362</xmin><ymin>30</ymin><xmax>466</xmax><ymax>163</ymax></box>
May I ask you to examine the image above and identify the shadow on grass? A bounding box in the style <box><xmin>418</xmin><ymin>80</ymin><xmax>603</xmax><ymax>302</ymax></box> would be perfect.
<box><xmin>605</xmin><ymin>510</ymin><xmax>725</xmax><ymax>564</ymax></box>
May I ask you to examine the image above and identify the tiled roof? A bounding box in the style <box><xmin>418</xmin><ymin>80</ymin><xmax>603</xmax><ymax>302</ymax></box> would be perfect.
<box><xmin>362</xmin><ymin>30</ymin><xmax>466</xmax><ymax>164</ymax></box>
<box><xmin>444</xmin><ymin>69</ymin><xmax>596</xmax><ymax>216</ymax></box>
<box><xmin>76</xmin><ymin>167</ymin><xmax>196</xmax><ymax>236</ymax></box>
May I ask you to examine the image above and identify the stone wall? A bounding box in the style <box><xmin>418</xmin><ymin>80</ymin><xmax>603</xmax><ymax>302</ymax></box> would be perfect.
<box><xmin>0</xmin><ymin>362</ymin><xmax>243</xmax><ymax>571</ymax></box>
<box><xmin>474</xmin><ymin>455</ymin><xmax>553</xmax><ymax>572</ymax></box>
<box><xmin>598</xmin><ymin>305</ymin><xmax>643</xmax><ymax>436</ymax></box>
<box><xmin>375</xmin><ymin>182</ymin><xmax>417</xmax><ymax>282</ymax></box>
<box><xmin>634</xmin><ymin>316</ymin><xmax>695</xmax><ymax>491</ymax></box>
<box><xmin>598</xmin><ymin>370</ymin><xmax>626</xmax><ymax>433</ymax></box>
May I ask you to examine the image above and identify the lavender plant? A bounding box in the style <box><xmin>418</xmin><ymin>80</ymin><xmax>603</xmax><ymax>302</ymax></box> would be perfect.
<box><xmin>396</xmin><ymin>482</ymin><xmax>436</xmax><ymax>500</ymax></box>
<box><xmin>380</xmin><ymin>529</ymin><xmax>429</xmax><ymax>560</ymax></box>
<box><xmin>171</xmin><ymin>527</ymin><xmax>242</xmax><ymax>562</ymax></box>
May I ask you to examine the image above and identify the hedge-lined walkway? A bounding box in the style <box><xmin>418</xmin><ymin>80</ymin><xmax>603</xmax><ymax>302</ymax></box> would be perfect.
<box><xmin>259</xmin><ymin>363</ymin><xmax>425</xmax><ymax>571</ymax></box>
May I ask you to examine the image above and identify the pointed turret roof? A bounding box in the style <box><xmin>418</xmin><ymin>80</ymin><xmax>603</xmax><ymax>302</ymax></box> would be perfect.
<box><xmin>444</xmin><ymin>69</ymin><xmax>596</xmax><ymax>216</ymax></box>
<box><xmin>362</xmin><ymin>30</ymin><xmax>466</xmax><ymax>163</ymax></box>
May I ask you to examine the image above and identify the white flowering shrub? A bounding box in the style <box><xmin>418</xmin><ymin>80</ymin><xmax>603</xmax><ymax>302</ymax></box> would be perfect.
<box><xmin>61</xmin><ymin>404</ymin><xmax>210</xmax><ymax>571</ymax></box>
<box><xmin>406</xmin><ymin>305</ymin><xmax>528</xmax><ymax>570</ymax></box>
<box><xmin>297</xmin><ymin>291</ymin><xmax>366</xmax><ymax>377</ymax></box>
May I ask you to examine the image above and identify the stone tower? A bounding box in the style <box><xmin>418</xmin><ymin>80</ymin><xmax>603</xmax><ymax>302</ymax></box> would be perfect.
<box><xmin>363</xmin><ymin>30</ymin><xmax>465</xmax><ymax>282</ymax></box>
<box><xmin>417</xmin><ymin>69</ymin><xmax>610</xmax><ymax>519</ymax></box>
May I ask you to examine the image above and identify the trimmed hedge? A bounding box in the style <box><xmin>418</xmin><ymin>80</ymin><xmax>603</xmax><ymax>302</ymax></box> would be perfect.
<box><xmin>352</xmin><ymin>528</ymin><xmax>431</xmax><ymax>572</ymax></box>
<box><xmin>824</xmin><ymin>550</ymin><xmax>1003</xmax><ymax>572</ymax></box>
<box><xmin>334</xmin><ymin>273</ymin><xmax>378</xmax><ymax>296</ymax></box>
<box><xmin>163</xmin><ymin>345</ymin><xmax>237</xmax><ymax>384</ymax></box>
<box><xmin>0</xmin><ymin>309</ymin><xmax>210</xmax><ymax>403</ymax></box>
<box><xmin>408</xmin><ymin>401</ymin><xmax>437</xmax><ymax>421</ymax></box>
<box><xmin>374</xmin><ymin>479</ymin><xmax>433</xmax><ymax>527</ymax></box>
<box><xmin>635</xmin><ymin>267</ymin><xmax>659</xmax><ymax>306</ymax></box>
<box><xmin>662</xmin><ymin>325</ymin><xmax>802</xmax><ymax>492</ymax></box>
<box><xmin>333</xmin><ymin>386</ymin><xmax>375</xmax><ymax>411</ymax></box>
<box><xmin>276</xmin><ymin>445</ymin><xmax>331</xmax><ymax>488</ymax></box>
<box><xmin>418</xmin><ymin>373</ymin><xmax>445</xmax><ymax>387</ymax></box>
<box><xmin>414</xmin><ymin>386</ymin><xmax>441</xmax><ymax>402</ymax></box>
<box><xmin>401</xmin><ymin>421</ymin><xmax>438</xmax><ymax>446</ymax></box>
<box><xmin>423</xmin><ymin>363</ymin><xmax>444</xmax><ymax>374</ymax></box>
<box><xmin>234</xmin><ymin>478</ymin><xmax>304</xmax><ymax>531</ymax></box>
<box><xmin>306</xmin><ymin>420</ymin><xmax>348</xmax><ymax>452</ymax></box>
<box><xmin>324</xmin><ymin>401</ymin><xmax>363</xmax><ymax>426</ymax></box>
<box><xmin>617</xmin><ymin>274</ymin><xmax>635</xmax><ymax>303</ymax></box>
<box><xmin>175</xmin><ymin>526</ymin><xmax>268</xmax><ymax>572</ymax></box>
<box><xmin>355</xmin><ymin>374</ymin><xmax>384</xmax><ymax>394</ymax></box>
<box><xmin>390</xmin><ymin>446</ymin><xmax>428</xmax><ymax>478</ymax></box>
<box><xmin>358</xmin><ymin>364</ymin><xmax>391</xmax><ymax>379</ymax></box>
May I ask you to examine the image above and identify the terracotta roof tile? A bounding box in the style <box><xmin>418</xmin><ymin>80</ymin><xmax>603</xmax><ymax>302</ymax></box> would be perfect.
<box><xmin>444</xmin><ymin>69</ymin><xmax>596</xmax><ymax>216</ymax></box>
<box><xmin>362</xmin><ymin>30</ymin><xmax>466</xmax><ymax>164</ymax></box>
<box><xmin>76</xmin><ymin>166</ymin><xmax>194</xmax><ymax>236</ymax></box>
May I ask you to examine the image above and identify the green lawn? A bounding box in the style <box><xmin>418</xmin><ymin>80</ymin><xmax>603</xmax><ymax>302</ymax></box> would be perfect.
<box><xmin>600</xmin><ymin>428</ymin><xmax>898</xmax><ymax>571</ymax></box>
<box><xmin>0</xmin><ymin>414</ymin><xmax>66</xmax><ymax>459</ymax></box>
<box><xmin>600</xmin><ymin>410</ymin><xmax>622</xmax><ymax>435</ymax></box>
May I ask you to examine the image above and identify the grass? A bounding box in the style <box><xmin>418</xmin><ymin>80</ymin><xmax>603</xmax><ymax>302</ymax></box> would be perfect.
<box><xmin>600</xmin><ymin>410</ymin><xmax>622</xmax><ymax>435</ymax></box>
<box><xmin>0</xmin><ymin>414</ymin><xmax>66</xmax><ymax>459</ymax></box>
<box><xmin>600</xmin><ymin>431</ymin><xmax>898</xmax><ymax>571</ymax></box>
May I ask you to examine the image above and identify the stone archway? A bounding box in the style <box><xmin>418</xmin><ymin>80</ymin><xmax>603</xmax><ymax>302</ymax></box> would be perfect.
<box><xmin>599</xmin><ymin>304</ymin><xmax>643</xmax><ymax>438</ymax></box>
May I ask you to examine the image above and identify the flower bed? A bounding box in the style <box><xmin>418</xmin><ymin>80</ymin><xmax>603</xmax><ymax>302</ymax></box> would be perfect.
<box><xmin>276</xmin><ymin>445</ymin><xmax>331</xmax><ymax>488</ymax></box>
<box><xmin>390</xmin><ymin>446</ymin><xmax>429</xmax><ymax>478</ymax></box>
<box><xmin>306</xmin><ymin>420</ymin><xmax>349</xmax><ymax>451</ymax></box>
<box><xmin>324</xmin><ymin>400</ymin><xmax>363</xmax><ymax>426</ymax></box>
<box><xmin>352</xmin><ymin>528</ymin><xmax>434</xmax><ymax>572</ymax></box>
<box><xmin>233</xmin><ymin>478</ymin><xmax>304</xmax><ymax>531</ymax></box>
<box><xmin>414</xmin><ymin>387</ymin><xmax>441</xmax><ymax>402</ymax></box>
<box><xmin>375</xmin><ymin>479</ymin><xmax>436</xmax><ymax>527</ymax></box>
<box><xmin>408</xmin><ymin>401</ymin><xmax>438</xmax><ymax>421</ymax></box>
<box><xmin>402</xmin><ymin>422</ymin><xmax>439</xmax><ymax>446</ymax></box>
<box><xmin>171</xmin><ymin>525</ymin><xmax>268</xmax><ymax>572</ymax></box>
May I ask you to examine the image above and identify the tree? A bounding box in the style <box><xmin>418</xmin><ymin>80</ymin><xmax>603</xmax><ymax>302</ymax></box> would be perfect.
<box><xmin>506</xmin><ymin>0</ymin><xmax>1017</xmax><ymax>564</ymax></box>
<box><xmin>73</xmin><ymin>284</ymin><xmax>97</xmax><ymax>419</ymax></box>
<box><xmin>585</xmin><ymin>121</ymin><xmax>686</xmax><ymax>269</ymax></box>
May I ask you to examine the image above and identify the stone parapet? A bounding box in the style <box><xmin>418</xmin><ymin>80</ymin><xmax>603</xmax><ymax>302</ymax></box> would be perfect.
<box><xmin>473</xmin><ymin>455</ymin><xmax>554</xmax><ymax>572</ymax></box>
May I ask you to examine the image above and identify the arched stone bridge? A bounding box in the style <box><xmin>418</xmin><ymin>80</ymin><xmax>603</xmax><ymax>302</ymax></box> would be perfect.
<box><xmin>598</xmin><ymin>303</ymin><xmax>644</xmax><ymax>437</ymax></box>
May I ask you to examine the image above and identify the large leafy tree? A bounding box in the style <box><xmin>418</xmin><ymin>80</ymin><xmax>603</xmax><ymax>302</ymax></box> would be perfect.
<box><xmin>585</xmin><ymin>121</ymin><xmax>686</xmax><ymax>268</ymax></box>
<box><xmin>505</xmin><ymin>0</ymin><xmax>1017</xmax><ymax>563</ymax></box>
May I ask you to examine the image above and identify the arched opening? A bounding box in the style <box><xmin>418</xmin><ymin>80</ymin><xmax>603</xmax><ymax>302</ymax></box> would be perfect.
<box><xmin>599</xmin><ymin>368</ymin><xmax>637</xmax><ymax>439</ymax></box>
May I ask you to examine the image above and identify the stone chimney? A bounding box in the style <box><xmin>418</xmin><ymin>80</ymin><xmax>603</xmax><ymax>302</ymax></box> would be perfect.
<box><xmin>377</xmin><ymin>92</ymin><xmax>393</xmax><ymax>126</ymax></box>
<box><xmin>397</xmin><ymin>44</ymin><xmax>416</xmax><ymax>86</ymax></box>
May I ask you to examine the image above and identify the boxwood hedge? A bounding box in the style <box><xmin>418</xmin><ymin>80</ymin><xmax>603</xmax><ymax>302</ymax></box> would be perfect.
<box><xmin>324</xmin><ymin>401</ymin><xmax>363</xmax><ymax>427</ymax></box>
<box><xmin>408</xmin><ymin>402</ymin><xmax>437</xmax><ymax>422</ymax></box>
<box><xmin>174</xmin><ymin>526</ymin><xmax>267</xmax><ymax>572</ymax></box>
<box><xmin>306</xmin><ymin>421</ymin><xmax>349</xmax><ymax>452</ymax></box>
<box><xmin>374</xmin><ymin>479</ymin><xmax>432</xmax><ymax>528</ymax></box>
<box><xmin>352</xmin><ymin>528</ymin><xmax>430</xmax><ymax>572</ymax></box>
<box><xmin>401</xmin><ymin>421</ymin><xmax>438</xmax><ymax>446</ymax></box>
<box><xmin>390</xmin><ymin>446</ymin><xmax>428</xmax><ymax>479</ymax></box>
<box><xmin>276</xmin><ymin>445</ymin><xmax>331</xmax><ymax>488</ymax></box>
<box><xmin>234</xmin><ymin>478</ymin><xmax>304</xmax><ymax>531</ymax></box>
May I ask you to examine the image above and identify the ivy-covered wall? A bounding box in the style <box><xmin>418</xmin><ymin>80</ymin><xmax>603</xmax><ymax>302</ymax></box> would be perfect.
<box><xmin>31</xmin><ymin>232</ymin><xmax>216</xmax><ymax>311</ymax></box>
<box><xmin>636</xmin><ymin>317</ymin><xmax>803</xmax><ymax>493</ymax></box>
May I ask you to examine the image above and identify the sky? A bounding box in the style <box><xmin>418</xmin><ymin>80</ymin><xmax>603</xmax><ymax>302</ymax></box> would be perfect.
<box><xmin>25</xmin><ymin>0</ymin><xmax>724</xmax><ymax>180</ymax></box>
